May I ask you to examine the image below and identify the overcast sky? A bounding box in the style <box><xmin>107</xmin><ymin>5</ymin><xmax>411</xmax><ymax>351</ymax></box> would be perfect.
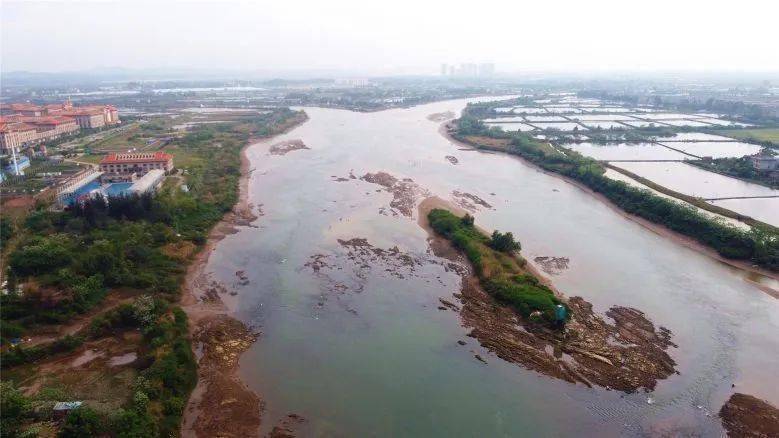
<box><xmin>2</xmin><ymin>0</ymin><xmax>778</xmax><ymax>75</ymax></box>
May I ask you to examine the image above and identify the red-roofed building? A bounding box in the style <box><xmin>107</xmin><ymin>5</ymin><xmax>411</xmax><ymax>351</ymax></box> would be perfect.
<box><xmin>0</xmin><ymin>122</ymin><xmax>39</xmax><ymax>153</ymax></box>
<box><xmin>24</xmin><ymin>116</ymin><xmax>80</xmax><ymax>138</ymax></box>
<box><xmin>61</xmin><ymin>107</ymin><xmax>107</xmax><ymax>129</ymax></box>
<box><xmin>99</xmin><ymin>152</ymin><xmax>174</xmax><ymax>174</ymax></box>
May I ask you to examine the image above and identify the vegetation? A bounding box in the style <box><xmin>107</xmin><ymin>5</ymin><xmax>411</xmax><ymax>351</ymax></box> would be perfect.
<box><xmin>689</xmin><ymin>153</ymin><xmax>777</xmax><ymax>189</ymax></box>
<box><xmin>453</xmin><ymin>110</ymin><xmax>779</xmax><ymax>272</ymax></box>
<box><xmin>716</xmin><ymin>129</ymin><xmax>779</xmax><ymax>149</ymax></box>
<box><xmin>428</xmin><ymin>209</ymin><xmax>566</xmax><ymax>324</ymax></box>
<box><xmin>0</xmin><ymin>108</ymin><xmax>306</xmax><ymax>436</ymax></box>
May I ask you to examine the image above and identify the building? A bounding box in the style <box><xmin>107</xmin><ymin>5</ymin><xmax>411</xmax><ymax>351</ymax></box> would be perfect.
<box><xmin>751</xmin><ymin>154</ymin><xmax>779</xmax><ymax>171</ymax></box>
<box><xmin>0</xmin><ymin>122</ymin><xmax>39</xmax><ymax>153</ymax></box>
<box><xmin>53</xmin><ymin>401</ymin><xmax>83</xmax><ymax>419</ymax></box>
<box><xmin>128</xmin><ymin>169</ymin><xmax>165</xmax><ymax>194</ymax></box>
<box><xmin>99</xmin><ymin>151</ymin><xmax>174</xmax><ymax>174</ymax></box>
<box><xmin>1</xmin><ymin>100</ymin><xmax>120</xmax><ymax>131</ymax></box>
<box><xmin>0</xmin><ymin>115</ymin><xmax>79</xmax><ymax>153</ymax></box>
<box><xmin>61</xmin><ymin>107</ymin><xmax>107</xmax><ymax>129</ymax></box>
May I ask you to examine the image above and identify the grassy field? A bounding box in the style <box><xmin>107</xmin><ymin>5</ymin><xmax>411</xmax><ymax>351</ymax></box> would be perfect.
<box><xmin>716</xmin><ymin>128</ymin><xmax>779</xmax><ymax>143</ymax></box>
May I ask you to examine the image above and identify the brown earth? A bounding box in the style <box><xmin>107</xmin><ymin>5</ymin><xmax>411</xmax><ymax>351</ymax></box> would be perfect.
<box><xmin>719</xmin><ymin>393</ymin><xmax>779</xmax><ymax>437</ymax></box>
<box><xmin>12</xmin><ymin>331</ymin><xmax>142</xmax><ymax>411</ymax></box>
<box><xmin>184</xmin><ymin>315</ymin><xmax>261</xmax><ymax>438</ymax></box>
<box><xmin>418</xmin><ymin>197</ymin><xmax>677</xmax><ymax>393</ymax></box>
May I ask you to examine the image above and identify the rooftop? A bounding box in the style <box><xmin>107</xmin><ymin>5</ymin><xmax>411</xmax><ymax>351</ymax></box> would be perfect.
<box><xmin>100</xmin><ymin>151</ymin><xmax>173</xmax><ymax>164</ymax></box>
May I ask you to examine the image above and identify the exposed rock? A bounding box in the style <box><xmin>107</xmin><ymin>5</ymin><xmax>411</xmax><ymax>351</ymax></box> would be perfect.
<box><xmin>361</xmin><ymin>172</ymin><xmax>428</xmax><ymax>217</ymax></box>
<box><xmin>533</xmin><ymin>256</ymin><xmax>570</xmax><ymax>275</ymax></box>
<box><xmin>720</xmin><ymin>393</ymin><xmax>779</xmax><ymax>437</ymax></box>
<box><xmin>452</xmin><ymin>190</ymin><xmax>492</xmax><ymax>211</ymax></box>
<box><xmin>269</xmin><ymin>139</ymin><xmax>309</xmax><ymax>155</ymax></box>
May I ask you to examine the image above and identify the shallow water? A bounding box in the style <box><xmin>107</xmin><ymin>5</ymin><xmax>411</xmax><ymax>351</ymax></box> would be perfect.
<box><xmin>564</xmin><ymin>142</ymin><xmax>691</xmax><ymax>160</ymax></box>
<box><xmin>612</xmin><ymin>161</ymin><xmax>777</xmax><ymax>209</ymax></box>
<box><xmin>199</xmin><ymin>98</ymin><xmax>779</xmax><ymax>436</ymax></box>
<box><xmin>656</xmin><ymin>141</ymin><xmax>762</xmax><ymax>158</ymax></box>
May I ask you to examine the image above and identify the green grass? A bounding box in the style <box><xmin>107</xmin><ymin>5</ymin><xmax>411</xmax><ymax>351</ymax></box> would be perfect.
<box><xmin>427</xmin><ymin>209</ymin><xmax>566</xmax><ymax>324</ymax></box>
<box><xmin>716</xmin><ymin>128</ymin><xmax>779</xmax><ymax>143</ymax></box>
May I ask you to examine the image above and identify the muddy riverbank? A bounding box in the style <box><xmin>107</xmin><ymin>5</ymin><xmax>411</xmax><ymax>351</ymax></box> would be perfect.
<box><xmin>181</xmin><ymin>115</ymin><xmax>308</xmax><ymax>437</ymax></box>
<box><xmin>418</xmin><ymin>197</ymin><xmax>678</xmax><ymax>393</ymax></box>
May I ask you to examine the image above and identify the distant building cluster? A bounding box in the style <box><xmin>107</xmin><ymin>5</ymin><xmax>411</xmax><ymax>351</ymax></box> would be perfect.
<box><xmin>0</xmin><ymin>100</ymin><xmax>120</xmax><ymax>154</ymax></box>
<box><xmin>440</xmin><ymin>63</ymin><xmax>495</xmax><ymax>78</ymax></box>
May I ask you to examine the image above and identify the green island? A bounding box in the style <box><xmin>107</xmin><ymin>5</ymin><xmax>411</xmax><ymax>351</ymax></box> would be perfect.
<box><xmin>0</xmin><ymin>109</ymin><xmax>306</xmax><ymax>437</ymax></box>
<box><xmin>427</xmin><ymin>209</ymin><xmax>567</xmax><ymax>324</ymax></box>
<box><xmin>451</xmin><ymin>104</ymin><xmax>779</xmax><ymax>272</ymax></box>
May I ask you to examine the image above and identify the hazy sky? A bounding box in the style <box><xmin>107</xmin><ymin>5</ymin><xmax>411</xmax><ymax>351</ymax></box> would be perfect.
<box><xmin>2</xmin><ymin>0</ymin><xmax>778</xmax><ymax>75</ymax></box>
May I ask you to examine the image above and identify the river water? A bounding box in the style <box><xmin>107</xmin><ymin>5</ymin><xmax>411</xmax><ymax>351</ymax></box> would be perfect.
<box><xmin>201</xmin><ymin>98</ymin><xmax>779</xmax><ymax>436</ymax></box>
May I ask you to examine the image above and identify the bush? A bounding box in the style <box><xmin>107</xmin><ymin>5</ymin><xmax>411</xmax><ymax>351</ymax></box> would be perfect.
<box><xmin>59</xmin><ymin>406</ymin><xmax>105</xmax><ymax>438</ymax></box>
<box><xmin>1</xmin><ymin>382</ymin><xmax>30</xmax><ymax>436</ymax></box>
<box><xmin>490</xmin><ymin>230</ymin><xmax>520</xmax><ymax>253</ymax></box>
<box><xmin>9</xmin><ymin>235</ymin><xmax>73</xmax><ymax>276</ymax></box>
<box><xmin>428</xmin><ymin>208</ymin><xmax>565</xmax><ymax>325</ymax></box>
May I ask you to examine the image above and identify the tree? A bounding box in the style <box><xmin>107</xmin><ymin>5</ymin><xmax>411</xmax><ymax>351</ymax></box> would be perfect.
<box><xmin>490</xmin><ymin>230</ymin><xmax>521</xmax><ymax>253</ymax></box>
<box><xmin>1</xmin><ymin>382</ymin><xmax>30</xmax><ymax>436</ymax></box>
<box><xmin>59</xmin><ymin>406</ymin><xmax>105</xmax><ymax>438</ymax></box>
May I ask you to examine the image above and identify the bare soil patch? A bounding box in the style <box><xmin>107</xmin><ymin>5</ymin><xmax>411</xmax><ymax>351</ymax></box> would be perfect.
<box><xmin>184</xmin><ymin>315</ymin><xmax>261</xmax><ymax>438</ymax></box>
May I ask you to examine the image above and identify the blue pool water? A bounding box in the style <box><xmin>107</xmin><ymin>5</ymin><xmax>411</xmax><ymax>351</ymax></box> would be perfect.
<box><xmin>62</xmin><ymin>181</ymin><xmax>134</xmax><ymax>205</ymax></box>
<box><xmin>104</xmin><ymin>182</ymin><xmax>133</xmax><ymax>197</ymax></box>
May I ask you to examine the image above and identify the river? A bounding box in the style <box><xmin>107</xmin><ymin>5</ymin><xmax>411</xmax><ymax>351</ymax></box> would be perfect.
<box><xmin>199</xmin><ymin>98</ymin><xmax>779</xmax><ymax>436</ymax></box>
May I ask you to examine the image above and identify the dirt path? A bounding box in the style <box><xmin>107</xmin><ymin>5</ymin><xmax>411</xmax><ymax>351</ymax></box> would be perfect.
<box><xmin>24</xmin><ymin>291</ymin><xmax>137</xmax><ymax>347</ymax></box>
<box><xmin>181</xmin><ymin>115</ymin><xmax>308</xmax><ymax>438</ymax></box>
